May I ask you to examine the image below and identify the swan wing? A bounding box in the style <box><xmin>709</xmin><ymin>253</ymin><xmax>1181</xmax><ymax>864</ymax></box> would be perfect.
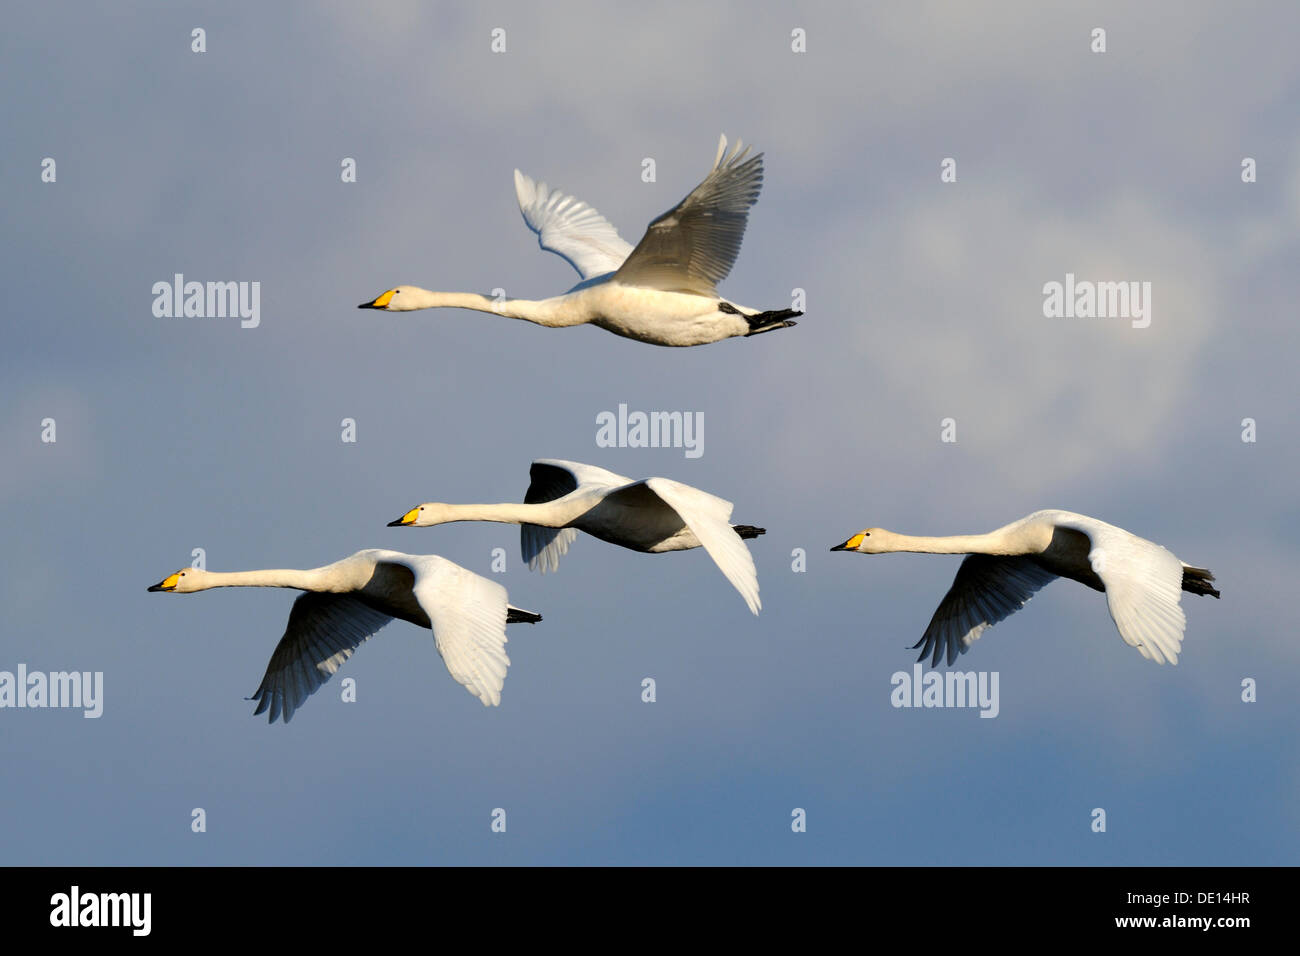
<box><xmin>914</xmin><ymin>556</ymin><xmax>1059</xmax><ymax>667</ymax></box>
<box><xmin>522</xmin><ymin>459</ymin><xmax>632</xmax><ymax>572</ymax></box>
<box><xmin>529</xmin><ymin>458</ymin><xmax>635</xmax><ymax>494</ymax></box>
<box><xmin>613</xmin><ymin>134</ymin><xmax>764</xmax><ymax>296</ymax></box>
<box><xmin>641</xmin><ymin>477</ymin><xmax>761</xmax><ymax>615</ymax></box>
<box><xmin>514</xmin><ymin>170</ymin><xmax>634</xmax><ymax>280</ymax></box>
<box><xmin>521</xmin><ymin>525</ymin><xmax>579</xmax><ymax>574</ymax></box>
<box><xmin>250</xmin><ymin>593</ymin><xmax>394</xmax><ymax>724</ymax></box>
<box><xmin>1053</xmin><ymin>517</ymin><xmax>1187</xmax><ymax>664</ymax></box>
<box><xmin>405</xmin><ymin>555</ymin><xmax>513</xmax><ymax>706</ymax></box>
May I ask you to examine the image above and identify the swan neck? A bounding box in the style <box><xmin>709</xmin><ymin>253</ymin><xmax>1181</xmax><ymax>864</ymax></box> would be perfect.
<box><xmin>410</xmin><ymin>291</ymin><xmax>502</xmax><ymax>312</ymax></box>
<box><xmin>408</xmin><ymin>290</ymin><xmax>577</xmax><ymax>327</ymax></box>
<box><xmin>884</xmin><ymin>533</ymin><xmax>1009</xmax><ymax>555</ymax></box>
<box><xmin>495</xmin><ymin>296</ymin><xmax>579</xmax><ymax>327</ymax></box>
<box><xmin>436</xmin><ymin>502</ymin><xmax>552</xmax><ymax>526</ymax></box>
<box><xmin>196</xmin><ymin>569</ymin><xmax>321</xmax><ymax>590</ymax></box>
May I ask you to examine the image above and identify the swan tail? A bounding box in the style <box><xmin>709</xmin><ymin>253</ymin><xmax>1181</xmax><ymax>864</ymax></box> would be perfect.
<box><xmin>506</xmin><ymin>606</ymin><xmax>543</xmax><ymax>624</ymax></box>
<box><xmin>743</xmin><ymin>309</ymin><xmax>801</xmax><ymax>336</ymax></box>
<box><xmin>732</xmin><ymin>525</ymin><xmax>766</xmax><ymax>539</ymax></box>
<box><xmin>1181</xmin><ymin>566</ymin><xmax>1220</xmax><ymax>599</ymax></box>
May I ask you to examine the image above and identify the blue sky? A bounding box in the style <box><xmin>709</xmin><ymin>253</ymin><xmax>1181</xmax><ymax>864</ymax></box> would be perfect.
<box><xmin>1</xmin><ymin>2</ymin><xmax>1297</xmax><ymax>865</ymax></box>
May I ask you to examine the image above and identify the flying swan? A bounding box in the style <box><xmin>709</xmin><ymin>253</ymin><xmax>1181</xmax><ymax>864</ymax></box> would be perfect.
<box><xmin>358</xmin><ymin>135</ymin><xmax>800</xmax><ymax>347</ymax></box>
<box><xmin>388</xmin><ymin>459</ymin><xmax>765</xmax><ymax>614</ymax></box>
<box><xmin>147</xmin><ymin>549</ymin><xmax>542</xmax><ymax>722</ymax></box>
<box><xmin>830</xmin><ymin>510</ymin><xmax>1219</xmax><ymax>665</ymax></box>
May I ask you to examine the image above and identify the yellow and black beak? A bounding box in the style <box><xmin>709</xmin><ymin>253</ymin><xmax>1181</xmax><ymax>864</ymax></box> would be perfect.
<box><xmin>147</xmin><ymin>572</ymin><xmax>181</xmax><ymax>592</ymax></box>
<box><xmin>830</xmin><ymin>533</ymin><xmax>865</xmax><ymax>553</ymax></box>
<box><xmin>359</xmin><ymin>289</ymin><xmax>396</xmax><ymax>310</ymax></box>
<box><xmin>387</xmin><ymin>507</ymin><xmax>419</xmax><ymax>527</ymax></box>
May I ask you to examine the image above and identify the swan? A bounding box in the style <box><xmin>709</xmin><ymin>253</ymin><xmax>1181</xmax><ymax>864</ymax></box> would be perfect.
<box><xmin>358</xmin><ymin>135</ymin><xmax>801</xmax><ymax>347</ymax></box>
<box><xmin>830</xmin><ymin>510</ymin><xmax>1219</xmax><ymax>666</ymax></box>
<box><xmin>387</xmin><ymin>459</ymin><xmax>765</xmax><ymax>615</ymax></box>
<box><xmin>146</xmin><ymin>549</ymin><xmax>541</xmax><ymax>722</ymax></box>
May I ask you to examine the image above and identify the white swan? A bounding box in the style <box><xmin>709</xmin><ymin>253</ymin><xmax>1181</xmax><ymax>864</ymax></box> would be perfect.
<box><xmin>830</xmin><ymin>510</ymin><xmax>1219</xmax><ymax>666</ymax></box>
<box><xmin>358</xmin><ymin>135</ymin><xmax>801</xmax><ymax>347</ymax></box>
<box><xmin>147</xmin><ymin>549</ymin><xmax>541</xmax><ymax>722</ymax></box>
<box><xmin>388</xmin><ymin>459</ymin><xmax>765</xmax><ymax>615</ymax></box>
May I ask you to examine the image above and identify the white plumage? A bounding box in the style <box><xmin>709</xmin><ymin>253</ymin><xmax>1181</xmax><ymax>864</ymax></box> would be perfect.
<box><xmin>147</xmin><ymin>549</ymin><xmax>540</xmax><ymax>722</ymax></box>
<box><xmin>390</xmin><ymin>459</ymin><xmax>765</xmax><ymax>615</ymax></box>
<box><xmin>358</xmin><ymin>135</ymin><xmax>800</xmax><ymax>347</ymax></box>
<box><xmin>831</xmin><ymin>510</ymin><xmax>1219</xmax><ymax>665</ymax></box>
<box><xmin>513</xmin><ymin>170</ymin><xmax>634</xmax><ymax>280</ymax></box>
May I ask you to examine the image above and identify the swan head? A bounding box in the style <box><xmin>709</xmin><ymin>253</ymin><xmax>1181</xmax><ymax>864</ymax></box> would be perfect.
<box><xmin>387</xmin><ymin>503</ymin><xmax>451</xmax><ymax>528</ymax></box>
<box><xmin>146</xmin><ymin>567</ymin><xmax>208</xmax><ymax>593</ymax></box>
<box><xmin>830</xmin><ymin>528</ymin><xmax>893</xmax><ymax>554</ymax></box>
<box><xmin>358</xmin><ymin>285</ymin><xmax>425</xmax><ymax>311</ymax></box>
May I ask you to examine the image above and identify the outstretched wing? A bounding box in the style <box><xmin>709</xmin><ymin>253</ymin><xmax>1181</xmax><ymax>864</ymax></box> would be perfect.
<box><xmin>406</xmin><ymin>555</ymin><xmax>513</xmax><ymax>706</ymax></box>
<box><xmin>613</xmin><ymin>134</ymin><xmax>764</xmax><ymax>296</ymax></box>
<box><xmin>514</xmin><ymin>170</ymin><xmax>634</xmax><ymax>280</ymax></box>
<box><xmin>913</xmin><ymin>556</ymin><xmax>1059</xmax><ymax>667</ymax></box>
<box><xmin>521</xmin><ymin>459</ymin><xmax>632</xmax><ymax>572</ymax></box>
<box><xmin>250</xmin><ymin>593</ymin><xmax>394</xmax><ymax>724</ymax></box>
<box><xmin>641</xmin><ymin>477</ymin><xmax>761</xmax><ymax>615</ymax></box>
<box><xmin>1053</xmin><ymin>517</ymin><xmax>1187</xmax><ymax>664</ymax></box>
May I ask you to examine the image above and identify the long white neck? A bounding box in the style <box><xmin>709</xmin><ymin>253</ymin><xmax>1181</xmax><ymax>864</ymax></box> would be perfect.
<box><xmin>399</xmin><ymin>289</ymin><xmax>584</xmax><ymax>328</ymax></box>
<box><xmin>880</xmin><ymin>532</ymin><xmax>1015</xmax><ymax>555</ymax></box>
<box><xmin>191</xmin><ymin>568</ymin><xmax>324</xmax><ymax>590</ymax></box>
<box><xmin>425</xmin><ymin>502</ymin><xmax>560</xmax><ymax>528</ymax></box>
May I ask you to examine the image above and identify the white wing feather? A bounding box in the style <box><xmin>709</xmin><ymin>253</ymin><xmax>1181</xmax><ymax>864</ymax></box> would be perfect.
<box><xmin>643</xmin><ymin>477</ymin><xmax>761</xmax><ymax>615</ymax></box>
<box><xmin>523</xmin><ymin>525</ymin><xmax>578</xmax><ymax>574</ymax></box>
<box><xmin>1054</xmin><ymin>517</ymin><xmax>1188</xmax><ymax>664</ymax></box>
<box><xmin>514</xmin><ymin>170</ymin><xmax>634</xmax><ymax>280</ymax></box>
<box><xmin>405</xmin><ymin>555</ymin><xmax>513</xmax><ymax>706</ymax></box>
<box><xmin>250</xmin><ymin>594</ymin><xmax>394</xmax><ymax>724</ymax></box>
<box><xmin>531</xmin><ymin>458</ymin><xmax>635</xmax><ymax>490</ymax></box>
<box><xmin>613</xmin><ymin>134</ymin><xmax>764</xmax><ymax>296</ymax></box>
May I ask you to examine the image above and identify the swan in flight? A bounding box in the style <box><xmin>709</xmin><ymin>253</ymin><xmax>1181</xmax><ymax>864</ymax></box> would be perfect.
<box><xmin>388</xmin><ymin>459</ymin><xmax>765</xmax><ymax>615</ymax></box>
<box><xmin>830</xmin><ymin>510</ymin><xmax>1219</xmax><ymax>666</ymax></box>
<box><xmin>147</xmin><ymin>549</ymin><xmax>541</xmax><ymax>722</ymax></box>
<box><xmin>358</xmin><ymin>135</ymin><xmax>801</xmax><ymax>347</ymax></box>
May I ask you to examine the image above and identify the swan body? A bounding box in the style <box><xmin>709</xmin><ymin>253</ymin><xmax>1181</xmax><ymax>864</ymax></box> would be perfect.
<box><xmin>389</xmin><ymin>459</ymin><xmax>765</xmax><ymax>615</ymax></box>
<box><xmin>358</xmin><ymin>136</ymin><xmax>801</xmax><ymax>347</ymax></box>
<box><xmin>831</xmin><ymin>509</ymin><xmax>1219</xmax><ymax>666</ymax></box>
<box><xmin>147</xmin><ymin>549</ymin><xmax>541</xmax><ymax>722</ymax></box>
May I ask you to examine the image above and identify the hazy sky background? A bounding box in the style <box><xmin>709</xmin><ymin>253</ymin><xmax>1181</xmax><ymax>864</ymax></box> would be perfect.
<box><xmin>2</xmin><ymin>2</ymin><xmax>1297</xmax><ymax>865</ymax></box>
